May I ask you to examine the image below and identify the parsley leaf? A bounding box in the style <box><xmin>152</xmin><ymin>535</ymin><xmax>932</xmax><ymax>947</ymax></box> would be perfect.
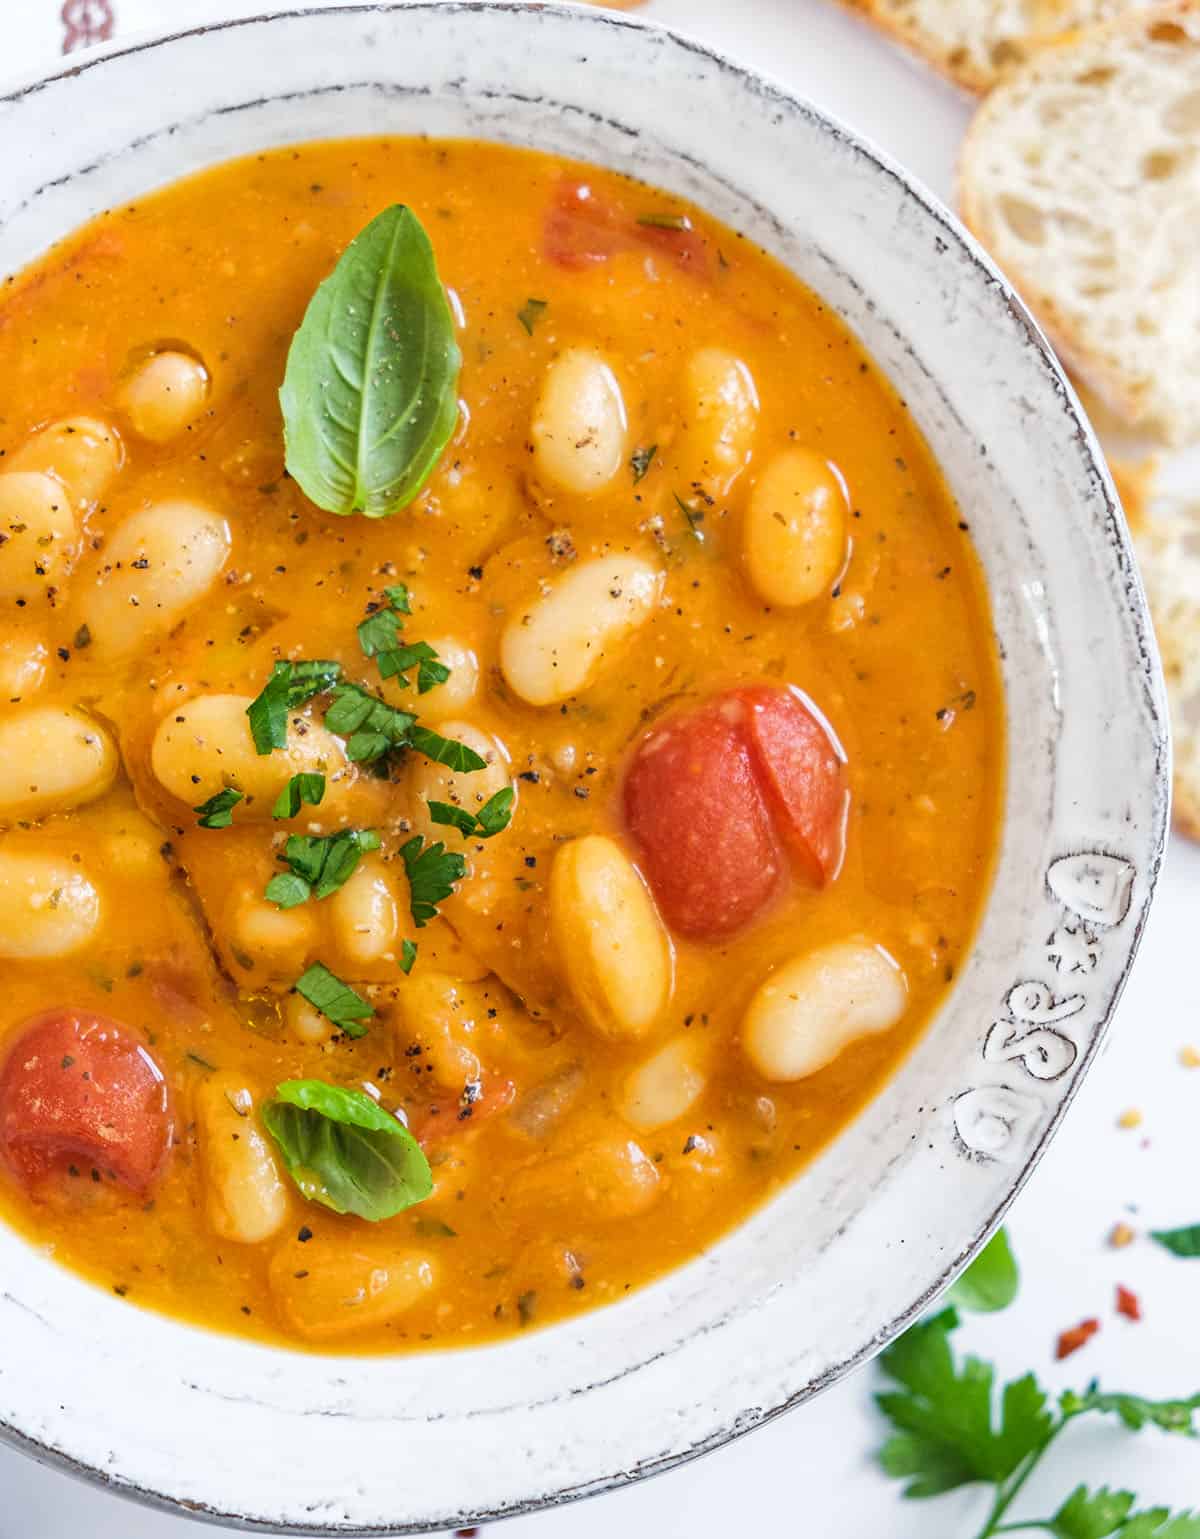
<box><xmin>398</xmin><ymin>835</ymin><xmax>466</xmax><ymax>927</ymax></box>
<box><xmin>356</xmin><ymin>587</ymin><xmax>448</xmax><ymax>693</ymax></box>
<box><xmin>399</xmin><ymin>939</ymin><xmax>417</xmax><ymax>975</ymax></box>
<box><xmin>408</xmin><ymin>724</ymin><xmax>486</xmax><ymax>772</ymax></box>
<box><xmin>1052</xmin><ymin>1486</ymin><xmax>1200</xmax><ymax>1539</ymax></box>
<box><xmin>293</xmin><ymin>962</ymin><xmax>374</xmax><ymax>1037</ymax></box>
<box><xmin>428</xmin><ymin>787</ymin><xmax>514</xmax><ymax>841</ymax></box>
<box><xmin>267</xmin><ymin>828</ymin><xmax>381</xmax><ymax>907</ymax></box>
<box><xmin>517</xmin><ymin>297</ymin><xmax>548</xmax><ymax>335</ymax></box>
<box><xmin>417</xmin><ymin>654</ymin><xmax>451</xmax><ymax>694</ymax></box>
<box><xmin>246</xmin><ymin>659</ymin><xmax>342</xmax><ymax>754</ymax></box>
<box><xmin>631</xmin><ymin>443</ymin><xmax>657</xmax><ymax>483</ymax></box>
<box><xmin>272</xmin><ymin>772</ymin><xmax>326</xmax><ymax>820</ymax></box>
<box><xmin>324</xmin><ymin>682</ymin><xmax>416</xmax><ymax>763</ymax></box>
<box><xmin>876</xmin><ymin>1307</ymin><xmax>1053</xmax><ymax>1497</ymax></box>
<box><xmin>1151</xmin><ymin>1224</ymin><xmax>1200</xmax><ymax>1259</ymax></box>
<box><xmin>948</xmin><ymin>1228</ymin><xmax>1019</xmax><ymax>1314</ymax></box>
<box><xmin>357</xmin><ymin>605</ymin><xmax>403</xmax><ymax>659</ymax></box>
<box><xmin>384</xmin><ymin>583</ymin><xmax>411</xmax><ymax>614</ymax></box>
<box><xmin>193</xmin><ymin>787</ymin><xmax>244</xmax><ymax>829</ymax></box>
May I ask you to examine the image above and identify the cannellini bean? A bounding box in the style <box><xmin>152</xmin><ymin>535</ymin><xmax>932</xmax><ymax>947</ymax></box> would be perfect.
<box><xmin>74</xmin><ymin>499</ymin><xmax>231</xmax><ymax>659</ymax></box>
<box><xmin>0</xmin><ymin>472</ymin><xmax>78</xmax><ymax>603</ymax></box>
<box><xmin>622</xmin><ymin>1036</ymin><xmax>706</xmax><ymax>1131</ymax></box>
<box><xmin>531</xmin><ymin>347</ymin><xmax>627</xmax><ymax>495</ymax></box>
<box><xmin>742</xmin><ymin>448</ymin><xmax>848</xmax><ymax>608</ymax></box>
<box><xmin>120</xmin><ymin>351</ymin><xmax>210</xmax><ymax>443</ymax></box>
<box><xmin>394</xmin><ymin>970</ymin><xmax>486</xmax><ymax>1087</ymax></box>
<box><xmin>680</xmin><ymin>348</ymin><xmax>759</xmax><ymax>499</ymax></box>
<box><xmin>286</xmin><ymin>992</ymin><xmax>332</xmax><ymax>1045</ymax></box>
<box><xmin>268</xmin><ymin>1233</ymin><xmax>436</xmax><ymax>1340</ymax></box>
<box><xmin>233</xmin><ymin>888</ymin><xmax>317</xmax><ymax>968</ymax></box>
<box><xmin>506</xmin><ymin>1134</ymin><xmax>661</xmax><ymax>1222</ymax></box>
<box><xmin>196</xmin><ymin>1073</ymin><xmax>290</xmax><ymax>1244</ymax></box>
<box><xmin>550</xmin><ymin>835</ymin><xmax>672</xmax><ymax>1039</ymax></box>
<box><xmin>0</xmin><ymin>849</ymin><xmax>100</xmax><ymax>958</ymax></box>
<box><xmin>151</xmin><ymin>692</ymin><xmax>352</xmax><ymax>812</ymax></box>
<box><xmin>0</xmin><ymin>706</ymin><xmax>117</xmax><ymax>822</ymax></box>
<box><xmin>413</xmin><ymin>636</ymin><xmax>478</xmax><ymax>721</ymax></box>
<box><xmin>499</xmin><ymin>554</ymin><xmax>663</xmax><ymax>706</ymax></box>
<box><xmin>0</xmin><ymin>632</ymin><xmax>47</xmax><ymax>701</ymax></box>
<box><xmin>742</xmin><ymin>940</ymin><xmax>908</xmax><ymax>1081</ymax></box>
<box><xmin>406</xmin><ymin>721</ymin><xmax>511</xmax><ymax>844</ymax></box>
<box><xmin>8</xmin><ymin>417</ymin><xmax>123</xmax><ymax>508</ymax></box>
<box><xmin>329</xmin><ymin>856</ymin><xmax>401</xmax><ymax>969</ymax></box>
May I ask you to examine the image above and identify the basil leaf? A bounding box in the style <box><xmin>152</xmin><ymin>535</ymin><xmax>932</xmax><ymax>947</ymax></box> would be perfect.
<box><xmin>193</xmin><ymin>787</ymin><xmax>244</xmax><ymax>829</ymax></box>
<box><xmin>399</xmin><ymin>835</ymin><xmax>466</xmax><ymax>927</ymax></box>
<box><xmin>272</xmin><ymin>772</ymin><xmax>326</xmax><ymax>820</ymax></box>
<box><xmin>279</xmin><ymin>204</ymin><xmax>462</xmax><ymax>518</ymax></box>
<box><xmin>262</xmin><ymin>1078</ymin><xmax>431</xmax><ymax>1221</ymax></box>
<box><xmin>294</xmin><ymin>961</ymin><xmax>374</xmax><ymax>1037</ymax></box>
<box><xmin>948</xmin><ymin>1227</ymin><xmax>1019</xmax><ymax>1313</ymax></box>
<box><xmin>1151</xmin><ymin>1224</ymin><xmax>1200</xmax><ymax>1259</ymax></box>
<box><xmin>247</xmin><ymin>660</ymin><xmax>342</xmax><ymax>754</ymax></box>
<box><xmin>408</xmin><ymin>724</ymin><xmax>486</xmax><ymax>773</ymax></box>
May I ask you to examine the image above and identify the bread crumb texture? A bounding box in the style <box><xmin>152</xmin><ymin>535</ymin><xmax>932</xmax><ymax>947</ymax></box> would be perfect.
<box><xmin>960</xmin><ymin>2</ymin><xmax>1200</xmax><ymax>443</ymax></box>
<box><xmin>839</xmin><ymin>0</ymin><xmax>1153</xmax><ymax>91</ymax></box>
<box><xmin>1133</xmin><ymin>484</ymin><xmax>1200</xmax><ymax>837</ymax></box>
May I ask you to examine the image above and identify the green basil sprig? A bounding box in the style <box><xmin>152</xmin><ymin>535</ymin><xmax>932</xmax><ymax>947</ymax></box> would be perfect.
<box><xmin>262</xmin><ymin>1079</ymin><xmax>431</xmax><ymax>1221</ymax></box>
<box><xmin>280</xmin><ymin>204</ymin><xmax>461</xmax><ymax>518</ymax></box>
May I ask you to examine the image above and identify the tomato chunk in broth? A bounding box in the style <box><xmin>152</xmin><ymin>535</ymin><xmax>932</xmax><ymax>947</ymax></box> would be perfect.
<box><xmin>0</xmin><ymin>137</ymin><xmax>1002</xmax><ymax>1352</ymax></box>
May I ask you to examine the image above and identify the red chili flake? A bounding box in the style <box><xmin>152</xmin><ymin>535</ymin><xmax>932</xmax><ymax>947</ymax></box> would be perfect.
<box><xmin>1116</xmin><ymin>1285</ymin><xmax>1142</xmax><ymax>1321</ymax></box>
<box><xmin>1055</xmin><ymin>1318</ymin><xmax>1101</xmax><ymax>1360</ymax></box>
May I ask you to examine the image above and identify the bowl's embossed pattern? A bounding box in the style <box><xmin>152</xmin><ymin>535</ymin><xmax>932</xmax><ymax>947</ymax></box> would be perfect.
<box><xmin>0</xmin><ymin>5</ymin><xmax>1170</xmax><ymax>1533</ymax></box>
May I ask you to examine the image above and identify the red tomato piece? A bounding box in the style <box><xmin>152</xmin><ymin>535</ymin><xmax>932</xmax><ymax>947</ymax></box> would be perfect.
<box><xmin>734</xmin><ymin>686</ymin><xmax>849</xmax><ymax>886</ymax></box>
<box><xmin>544</xmin><ymin>179</ymin><xmax>710</xmax><ymax>275</ymax></box>
<box><xmin>623</xmin><ymin>698</ymin><xmax>782</xmax><ymax>939</ymax></box>
<box><xmin>0</xmin><ymin>1010</ymin><xmax>174</xmax><ymax>1194</ymax></box>
<box><xmin>412</xmin><ymin>1077</ymin><xmax>516</xmax><ymax>1147</ymax></box>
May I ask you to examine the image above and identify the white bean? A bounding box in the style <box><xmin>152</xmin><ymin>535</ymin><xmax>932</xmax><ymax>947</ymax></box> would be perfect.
<box><xmin>150</xmin><ymin>692</ymin><xmax>352</xmax><ymax>813</ymax></box>
<box><xmin>196</xmin><ymin>1073</ymin><xmax>290</xmax><ymax>1245</ymax></box>
<box><xmin>329</xmin><ymin>856</ymin><xmax>401</xmax><ymax>969</ymax></box>
<box><xmin>410</xmin><ymin>635</ymin><xmax>479</xmax><ymax>722</ymax></box>
<box><xmin>268</xmin><ymin>1234</ymin><xmax>436</xmax><ymax>1341</ymax></box>
<box><xmin>742</xmin><ymin>940</ymin><xmax>908</xmax><ymax>1082</ymax></box>
<box><xmin>743</xmin><ymin>449</ymin><xmax>848</xmax><ymax>608</ymax></box>
<box><xmin>406</xmin><ymin>721</ymin><xmax>511</xmax><ymax>844</ymax></box>
<box><xmin>233</xmin><ymin>888</ymin><xmax>317</xmax><ymax>969</ymax></box>
<box><xmin>8</xmin><ymin>417</ymin><xmax>123</xmax><ymax>508</ymax></box>
<box><xmin>120</xmin><ymin>351</ymin><xmax>210</xmax><ymax>443</ymax></box>
<box><xmin>0</xmin><ymin>705</ymin><xmax>117</xmax><ymax>822</ymax></box>
<box><xmin>531</xmin><ymin>348</ymin><xmax>627</xmax><ymax>495</ymax></box>
<box><xmin>680</xmin><ymin>348</ymin><xmax>759</xmax><ymax>500</ymax></box>
<box><xmin>0</xmin><ymin>472</ymin><xmax>78</xmax><ymax>604</ymax></box>
<box><xmin>286</xmin><ymin>992</ymin><xmax>332</xmax><ymax>1045</ymax></box>
<box><xmin>507</xmin><ymin>1134</ymin><xmax>661</xmax><ymax>1222</ymax></box>
<box><xmin>74</xmin><ymin>499</ymin><xmax>231</xmax><ymax>659</ymax></box>
<box><xmin>622</xmin><ymin>1036</ymin><xmax>706</xmax><ymax>1130</ymax></box>
<box><xmin>0</xmin><ymin>849</ymin><xmax>100</xmax><ymax>958</ymax></box>
<box><xmin>550</xmin><ymin>835</ymin><xmax>672</xmax><ymax>1039</ymax></box>
<box><xmin>500</xmin><ymin>554</ymin><xmax>662</xmax><ymax>706</ymax></box>
<box><xmin>0</xmin><ymin>632</ymin><xmax>47</xmax><ymax>701</ymax></box>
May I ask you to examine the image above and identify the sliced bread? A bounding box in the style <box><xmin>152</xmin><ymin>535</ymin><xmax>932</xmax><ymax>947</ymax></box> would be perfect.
<box><xmin>1128</xmin><ymin>481</ymin><xmax>1200</xmax><ymax>837</ymax></box>
<box><xmin>839</xmin><ymin>0</ymin><xmax>1147</xmax><ymax>91</ymax></box>
<box><xmin>959</xmin><ymin>3</ymin><xmax>1200</xmax><ymax>445</ymax></box>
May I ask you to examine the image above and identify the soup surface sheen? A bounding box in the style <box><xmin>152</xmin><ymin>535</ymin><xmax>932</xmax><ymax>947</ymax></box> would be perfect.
<box><xmin>0</xmin><ymin>138</ymin><xmax>1002</xmax><ymax>1351</ymax></box>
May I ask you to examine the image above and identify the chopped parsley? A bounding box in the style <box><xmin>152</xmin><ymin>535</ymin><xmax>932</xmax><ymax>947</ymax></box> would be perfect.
<box><xmin>246</xmin><ymin>659</ymin><xmax>342</xmax><ymax>754</ymax></box>
<box><xmin>408</xmin><ymin>725</ymin><xmax>487</xmax><ymax>773</ymax></box>
<box><xmin>428</xmin><ymin>787</ymin><xmax>515</xmax><ymax>841</ymax></box>
<box><xmin>323</xmin><ymin>682</ymin><xmax>416</xmax><ymax>763</ymax></box>
<box><xmin>631</xmin><ymin>444</ymin><xmax>657</xmax><ymax>483</ymax></box>
<box><xmin>399</xmin><ymin>939</ymin><xmax>418</xmax><ymax>975</ymax></box>
<box><xmin>272</xmin><ymin>773</ymin><xmax>326</xmax><ymax>820</ymax></box>
<box><xmin>265</xmin><ymin>828</ymin><xmax>382</xmax><ymax>907</ymax></box>
<box><xmin>293</xmin><ymin>962</ymin><xmax>374</xmax><ymax>1038</ymax></box>
<box><xmin>358</xmin><ymin>587</ymin><xmax>449</xmax><ymax>693</ymax></box>
<box><xmin>517</xmin><ymin>297</ymin><xmax>548</xmax><ymax>335</ymax></box>
<box><xmin>398</xmin><ymin>835</ymin><xmax>466</xmax><ymax>927</ymax></box>
<box><xmin>193</xmin><ymin>787</ymin><xmax>244</xmax><ymax>829</ymax></box>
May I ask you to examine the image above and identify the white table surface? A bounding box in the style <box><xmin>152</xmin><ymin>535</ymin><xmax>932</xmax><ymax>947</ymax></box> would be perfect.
<box><xmin>4</xmin><ymin>1</ymin><xmax>1200</xmax><ymax>1534</ymax></box>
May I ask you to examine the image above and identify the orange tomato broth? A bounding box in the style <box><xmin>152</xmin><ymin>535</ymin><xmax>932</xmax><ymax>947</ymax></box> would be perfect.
<box><xmin>0</xmin><ymin>137</ymin><xmax>1003</xmax><ymax>1351</ymax></box>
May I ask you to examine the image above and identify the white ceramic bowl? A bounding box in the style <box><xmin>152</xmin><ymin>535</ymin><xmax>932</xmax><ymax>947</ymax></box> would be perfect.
<box><xmin>0</xmin><ymin>4</ymin><xmax>1170</xmax><ymax>1531</ymax></box>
